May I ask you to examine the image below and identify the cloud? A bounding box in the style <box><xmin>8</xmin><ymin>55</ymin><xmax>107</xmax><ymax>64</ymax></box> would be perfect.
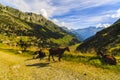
<box><xmin>0</xmin><ymin>0</ymin><xmax>120</xmax><ymax>29</ymax></box>
<box><xmin>40</xmin><ymin>9</ymin><xmax>48</xmax><ymax>18</ymax></box>
<box><xmin>3</xmin><ymin>0</ymin><xmax>31</xmax><ymax>12</ymax></box>
<box><xmin>51</xmin><ymin>0</ymin><xmax>120</xmax><ymax>16</ymax></box>
<box><xmin>52</xmin><ymin>18</ymin><xmax>59</xmax><ymax>23</ymax></box>
<box><xmin>103</xmin><ymin>24</ymin><xmax>111</xmax><ymax>28</ymax></box>
<box><xmin>1</xmin><ymin>0</ymin><xmax>120</xmax><ymax>18</ymax></box>
<box><xmin>1</xmin><ymin>0</ymin><xmax>56</xmax><ymax>18</ymax></box>
<box><xmin>52</xmin><ymin>18</ymin><xmax>66</xmax><ymax>27</ymax></box>
<box><xmin>111</xmin><ymin>8</ymin><xmax>120</xmax><ymax>18</ymax></box>
<box><xmin>61</xmin><ymin>22</ymin><xmax>65</xmax><ymax>26</ymax></box>
<box><xmin>96</xmin><ymin>23</ymin><xmax>111</xmax><ymax>28</ymax></box>
<box><xmin>56</xmin><ymin>14</ymin><xmax>112</xmax><ymax>29</ymax></box>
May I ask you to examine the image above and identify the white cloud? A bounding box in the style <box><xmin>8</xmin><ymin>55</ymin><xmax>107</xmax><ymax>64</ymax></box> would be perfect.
<box><xmin>2</xmin><ymin>0</ymin><xmax>56</xmax><ymax>18</ymax></box>
<box><xmin>0</xmin><ymin>0</ymin><xmax>120</xmax><ymax>29</ymax></box>
<box><xmin>96</xmin><ymin>23</ymin><xmax>103</xmax><ymax>28</ymax></box>
<box><xmin>3</xmin><ymin>0</ymin><xmax>31</xmax><ymax>12</ymax></box>
<box><xmin>51</xmin><ymin>0</ymin><xmax>120</xmax><ymax>16</ymax></box>
<box><xmin>61</xmin><ymin>22</ymin><xmax>65</xmax><ymax>26</ymax></box>
<box><xmin>52</xmin><ymin>18</ymin><xmax>66</xmax><ymax>27</ymax></box>
<box><xmin>1</xmin><ymin>0</ymin><xmax>120</xmax><ymax>18</ymax></box>
<box><xmin>111</xmin><ymin>8</ymin><xmax>120</xmax><ymax>18</ymax></box>
<box><xmin>40</xmin><ymin>9</ymin><xmax>48</xmax><ymax>18</ymax></box>
<box><xmin>96</xmin><ymin>23</ymin><xmax>111</xmax><ymax>28</ymax></box>
<box><xmin>52</xmin><ymin>18</ymin><xmax>59</xmax><ymax>23</ymax></box>
<box><xmin>103</xmin><ymin>24</ymin><xmax>111</xmax><ymax>28</ymax></box>
<box><xmin>57</xmin><ymin>14</ymin><xmax>111</xmax><ymax>29</ymax></box>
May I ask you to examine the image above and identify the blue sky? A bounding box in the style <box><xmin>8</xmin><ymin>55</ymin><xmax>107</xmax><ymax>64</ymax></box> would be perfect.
<box><xmin>0</xmin><ymin>0</ymin><xmax>120</xmax><ymax>29</ymax></box>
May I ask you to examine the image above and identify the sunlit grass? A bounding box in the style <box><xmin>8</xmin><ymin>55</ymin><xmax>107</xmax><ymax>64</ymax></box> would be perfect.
<box><xmin>0</xmin><ymin>43</ymin><xmax>120</xmax><ymax>80</ymax></box>
<box><xmin>1</xmin><ymin>43</ymin><xmax>120</xmax><ymax>73</ymax></box>
<box><xmin>63</xmin><ymin>51</ymin><xmax>120</xmax><ymax>73</ymax></box>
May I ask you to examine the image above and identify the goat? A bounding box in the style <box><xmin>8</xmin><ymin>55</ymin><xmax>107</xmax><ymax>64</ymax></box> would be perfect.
<box><xmin>48</xmin><ymin>47</ymin><xmax>70</xmax><ymax>61</ymax></box>
<box><xmin>97</xmin><ymin>50</ymin><xmax>118</xmax><ymax>65</ymax></box>
<box><xmin>33</xmin><ymin>49</ymin><xmax>46</xmax><ymax>60</ymax></box>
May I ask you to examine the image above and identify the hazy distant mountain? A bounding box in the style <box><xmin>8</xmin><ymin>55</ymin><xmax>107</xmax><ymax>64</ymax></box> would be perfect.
<box><xmin>71</xmin><ymin>27</ymin><xmax>104</xmax><ymax>41</ymax></box>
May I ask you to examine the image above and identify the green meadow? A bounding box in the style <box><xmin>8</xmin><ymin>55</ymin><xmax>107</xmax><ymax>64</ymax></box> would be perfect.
<box><xmin>0</xmin><ymin>44</ymin><xmax>120</xmax><ymax>80</ymax></box>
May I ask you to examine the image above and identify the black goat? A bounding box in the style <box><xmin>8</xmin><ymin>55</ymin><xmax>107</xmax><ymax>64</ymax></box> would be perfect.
<box><xmin>33</xmin><ymin>49</ymin><xmax>46</xmax><ymax>60</ymax></box>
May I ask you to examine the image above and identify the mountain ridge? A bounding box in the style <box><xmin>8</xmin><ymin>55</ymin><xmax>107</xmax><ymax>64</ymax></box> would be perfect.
<box><xmin>76</xmin><ymin>19</ymin><xmax>120</xmax><ymax>55</ymax></box>
<box><xmin>70</xmin><ymin>26</ymin><xmax>104</xmax><ymax>41</ymax></box>
<box><xmin>0</xmin><ymin>4</ymin><xmax>79</xmax><ymax>48</ymax></box>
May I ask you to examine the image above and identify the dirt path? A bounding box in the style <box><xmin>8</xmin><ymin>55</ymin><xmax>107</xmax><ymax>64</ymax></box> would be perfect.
<box><xmin>0</xmin><ymin>51</ymin><xmax>120</xmax><ymax>80</ymax></box>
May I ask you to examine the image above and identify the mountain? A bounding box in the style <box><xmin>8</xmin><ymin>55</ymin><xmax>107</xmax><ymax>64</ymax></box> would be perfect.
<box><xmin>0</xmin><ymin>4</ymin><xmax>79</xmax><ymax>48</ymax></box>
<box><xmin>71</xmin><ymin>27</ymin><xmax>104</xmax><ymax>41</ymax></box>
<box><xmin>76</xmin><ymin>19</ymin><xmax>120</xmax><ymax>55</ymax></box>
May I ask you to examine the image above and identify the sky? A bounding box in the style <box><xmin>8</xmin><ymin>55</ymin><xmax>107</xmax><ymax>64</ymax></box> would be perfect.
<box><xmin>0</xmin><ymin>0</ymin><xmax>120</xmax><ymax>29</ymax></box>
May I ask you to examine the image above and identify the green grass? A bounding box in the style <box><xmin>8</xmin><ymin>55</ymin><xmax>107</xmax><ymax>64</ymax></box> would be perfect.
<box><xmin>62</xmin><ymin>44</ymin><xmax>120</xmax><ymax>73</ymax></box>
<box><xmin>0</xmin><ymin>43</ymin><xmax>34</xmax><ymax>57</ymax></box>
<box><xmin>1</xmin><ymin>43</ymin><xmax>120</xmax><ymax>74</ymax></box>
<box><xmin>0</xmin><ymin>44</ymin><xmax>120</xmax><ymax>80</ymax></box>
<box><xmin>63</xmin><ymin>52</ymin><xmax>120</xmax><ymax>73</ymax></box>
<box><xmin>50</xmin><ymin>35</ymin><xmax>73</xmax><ymax>46</ymax></box>
<box><xmin>63</xmin><ymin>53</ymin><xmax>102</xmax><ymax>66</ymax></box>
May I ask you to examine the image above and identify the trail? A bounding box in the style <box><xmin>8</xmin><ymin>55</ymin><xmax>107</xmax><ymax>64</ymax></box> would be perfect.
<box><xmin>0</xmin><ymin>51</ymin><xmax>120</xmax><ymax>80</ymax></box>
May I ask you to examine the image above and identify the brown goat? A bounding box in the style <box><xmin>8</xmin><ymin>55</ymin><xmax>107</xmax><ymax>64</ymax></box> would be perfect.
<box><xmin>97</xmin><ymin>50</ymin><xmax>118</xmax><ymax>65</ymax></box>
<box><xmin>48</xmin><ymin>47</ymin><xmax>70</xmax><ymax>61</ymax></box>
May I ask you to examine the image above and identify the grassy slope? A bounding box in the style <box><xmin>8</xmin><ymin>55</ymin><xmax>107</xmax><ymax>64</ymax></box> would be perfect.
<box><xmin>0</xmin><ymin>5</ymin><xmax>79</xmax><ymax>48</ymax></box>
<box><xmin>0</xmin><ymin>45</ymin><xmax>120</xmax><ymax>80</ymax></box>
<box><xmin>76</xmin><ymin>21</ymin><xmax>120</xmax><ymax>54</ymax></box>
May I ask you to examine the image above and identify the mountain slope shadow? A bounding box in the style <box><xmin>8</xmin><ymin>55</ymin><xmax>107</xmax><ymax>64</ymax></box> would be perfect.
<box><xmin>26</xmin><ymin>62</ymin><xmax>49</xmax><ymax>68</ymax></box>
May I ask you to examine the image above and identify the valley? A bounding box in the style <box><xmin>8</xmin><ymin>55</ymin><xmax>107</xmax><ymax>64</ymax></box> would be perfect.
<box><xmin>0</xmin><ymin>2</ymin><xmax>120</xmax><ymax>80</ymax></box>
